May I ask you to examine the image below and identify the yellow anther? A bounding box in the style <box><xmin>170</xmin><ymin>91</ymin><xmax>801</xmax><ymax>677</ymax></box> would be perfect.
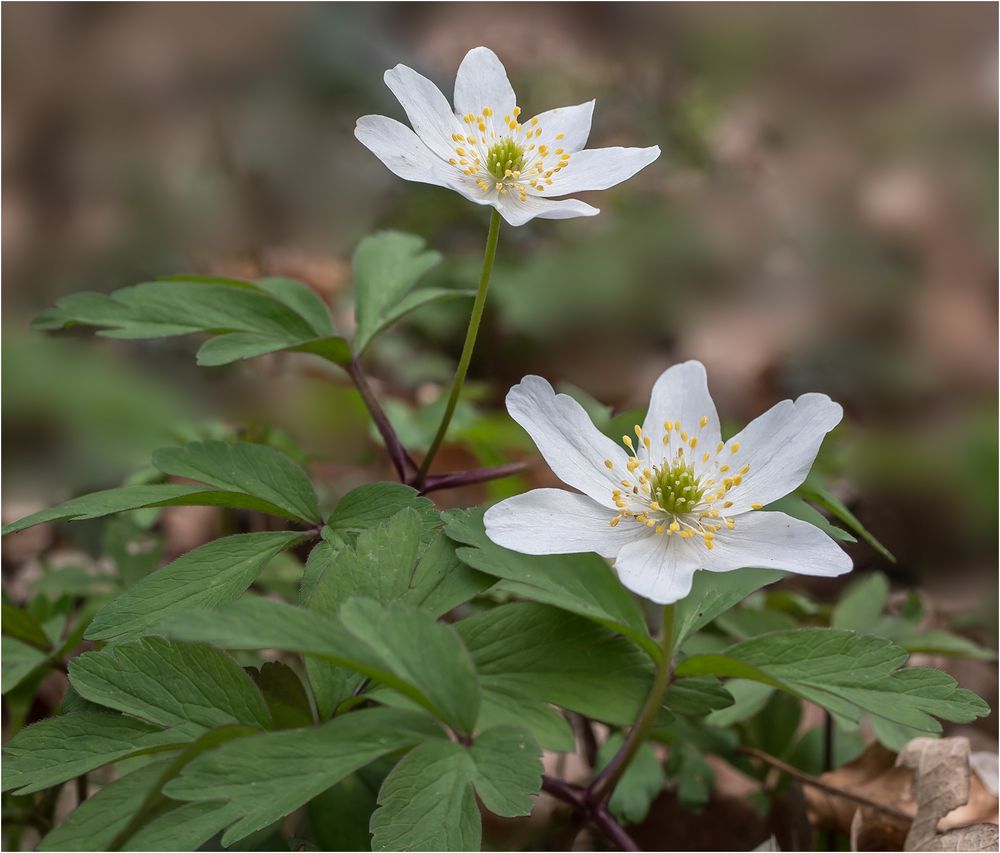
<box><xmin>642</xmin><ymin>435</ymin><xmax>651</xmax><ymax>449</ymax></box>
<box><xmin>455</xmin><ymin>147</ymin><xmax>466</xmax><ymax>156</ymax></box>
<box><xmin>719</xmin><ymin>465</ymin><xmax>730</xmax><ymax>473</ymax></box>
<box><xmin>681</xmin><ymin>431</ymin><xmax>689</xmax><ymax>442</ymax></box>
<box><xmin>650</xmin><ymin>501</ymin><xmax>662</xmax><ymax>511</ymax></box>
<box><xmin>700</xmin><ymin>415</ymin><xmax>709</xmax><ymax>428</ymax></box>
<box><xmin>705</xmin><ymin>540</ymin><xmax>714</xmax><ymax>550</ymax></box>
<box><xmin>751</xmin><ymin>502</ymin><xmax>763</xmax><ymax>510</ymax></box>
<box><xmin>449</xmin><ymin>158</ymin><xmax>458</xmax><ymax>165</ymax></box>
<box><xmin>627</xmin><ymin>459</ymin><xmax>640</xmax><ymax>472</ymax></box>
<box><xmin>483</xmin><ymin>107</ymin><xmax>493</xmax><ymax>117</ymax></box>
<box><xmin>622</xmin><ymin>435</ymin><xmax>634</xmax><ymax>449</ymax></box>
<box><xmin>554</xmin><ymin>148</ymin><xmax>564</xmax><ymax>155</ymax></box>
<box><xmin>555</xmin><ymin>132</ymin><xmax>565</xmax><ymax>140</ymax></box>
<box><xmin>478</xmin><ymin>122</ymin><xmax>486</xmax><ymax>132</ymax></box>
<box><xmin>609</xmin><ymin>516</ymin><xmax>621</xmax><ymax>527</ymax></box>
<box><xmin>633</xmin><ymin>425</ymin><xmax>642</xmax><ymax>438</ymax></box>
<box><xmin>560</xmin><ymin>153</ymin><xmax>571</xmax><ymax>160</ymax></box>
<box><xmin>733</xmin><ymin>476</ymin><xmax>743</xmax><ymax>486</ymax></box>
<box><xmin>604</xmin><ymin>459</ymin><xmax>614</xmax><ymax>469</ymax></box>
<box><xmin>723</xmin><ymin>500</ymin><xmax>733</xmax><ymax>508</ymax></box>
<box><xmin>513</xmin><ymin>106</ymin><xmax>521</xmax><ymax>117</ymax></box>
<box><xmin>664</xmin><ymin>421</ymin><xmax>672</xmax><ymax>432</ymax></box>
<box><xmin>669</xmin><ymin>521</ymin><xmax>680</xmax><ymax>533</ymax></box>
<box><xmin>704</xmin><ymin>531</ymin><xmax>715</xmax><ymax>541</ymax></box>
<box><xmin>731</xmin><ymin>442</ymin><xmax>741</xmax><ymax>453</ymax></box>
<box><xmin>655</xmin><ymin>525</ymin><xmax>666</xmax><ymax>534</ymax></box>
<box><xmin>716</xmin><ymin>441</ymin><xmax>724</xmax><ymax>453</ymax></box>
<box><xmin>740</xmin><ymin>464</ymin><xmax>750</xmax><ymax>475</ymax></box>
<box><xmin>710</xmin><ymin>509</ymin><xmax>720</xmax><ymax>518</ymax></box>
<box><xmin>689</xmin><ymin>437</ymin><xmax>698</xmax><ymax>450</ymax></box>
<box><xmin>531</xmin><ymin>116</ymin><xmax>538</xmax><ymax>125</ymax></box>
<box><xmin>680</xmin><ymin>530</ymin><xmax>694</xmax><ymax>539</ymax></box>
<box><xmin>538</xmin><ymin>145</ymin><xmax>549</xmax><ymax>156</ymax></box>
<box><xmin>702</xmin><ymin>452</ymin><xmax>710</xmax><ymax>463</ymax></box>
<box><xmin>621</xmin><ymin>480</ymin><xmax>632</xmax><ymax>488</ymax></box>
<box><xmin>726</xmin><ymin>518</ymin><xmax>736</xmax><ymax>529</ymax></box>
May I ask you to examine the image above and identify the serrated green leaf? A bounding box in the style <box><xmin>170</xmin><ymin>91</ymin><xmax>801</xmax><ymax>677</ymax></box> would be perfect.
<box><xmin>38</xmin><ymin>759</ymin><xmax>170</xmax><ymax>851</ymax></box>
<box><xmin>326</xmin><ymin>482</ymin><xmax>439</xmax><ymax>540</ymax></box>
<box><xmin>676</xmin><ymin>629</ymin><xmax>991</xmax><ymax>734</ymax></box>
<box><xmin>85</xmin><ymin>531</ymin><xmax>302</xmax><ymax>643</ymax></box>
<box><xmin>162</xmin><ymin>597</ymin><xmax>480</xmax><ymax>733</ymax></box>
<box><xmin>2</xmin><ymin>712</ymin><xmax>185</xmax><ymax>794</ymax></box>
<box><xmin>673</xmin><ymin>567</ymin><xmax>786</xmax><ymax>649</ymax></box>
<box><xmin>456</xmin><ymin>603</ymin><xmax>652</xmax><ymax>750</ymax></box>
<box><xmin>468</xmin><ymin>726</ymin><xmax>542</xmax><ymax>817</ymax></box>
<box><xmin>2</xmin><ymin>636</ymin><xmax>49</xmax><ymax>693</ymax></box>
<box><xmin>163</xmin><ymin>707</ymin><xmax>442</xmax><ymax>846</ymax></box>
<box><xmin>443</xmin><ymin>507</ymin><xmax>657</xmax><ymax>659</ymax></box>
<box><xmin>1</xmin><ymin>483</ymin><xmax>303</xmax><ymax>536</ymax></box>
<box><xmin>33</xmin><ymin>278</ymin><xmax>350</xmax><ymax>367</ymax></box>
<box><xmin>353</xmin><ymin>231</ymin><xmax>443</xmax><ymax>354</ymax></box>
<box><xmin>153</xmin><ymin>440</ymin><xmax>321</xmax><ymax>524</ymax></box>
<box><xmin>800</xmin><ymin>482</ymin><xmax>895</xmax><ymax>562</ymax></box>
<box><xmin>831</xmin><ymin>572</ymin><xmax>889</xmax><ymax>632</ymax></box>
<box><xmin>69</xmin><ymin>638</ymin><xmax>271</xmax><ymax>736</ymax></box>
<box><xmin>371</xmin><ymin>740</ymin><xmax>479</xmax><ymax>852</ymax></box>
<box><xmin>597</xmin><ymin>733</ymin><xmax>665</xmax><ymax>824</ymax></box>
<box><xmin>123</xmin><ymin>801</ymin><xmax>243</xmax><ymax>852</ymax></box>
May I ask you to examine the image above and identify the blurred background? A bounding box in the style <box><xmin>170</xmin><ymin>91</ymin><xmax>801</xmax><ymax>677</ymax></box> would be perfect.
<box><xmin>3</xmin><ymin>0</ymin><xmax>997</xmax><ymax>784</ymax></box>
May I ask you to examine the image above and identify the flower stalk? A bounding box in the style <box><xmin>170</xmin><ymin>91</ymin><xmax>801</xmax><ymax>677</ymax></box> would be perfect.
<box><xmin>415</xmin><ymin>208</ymin><xmax>502</xmax><ymax>487</ymax></box>
<box><xmin>586</xmin><ymin>604</ymin><xmax>676</xmax><ymax>806</ymax></box>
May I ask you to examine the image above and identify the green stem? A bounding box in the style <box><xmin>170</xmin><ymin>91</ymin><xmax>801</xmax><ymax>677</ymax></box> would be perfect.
<box><xmin>414</xmin><ymin>208</ymin><xmax>501</xmax><ymax>487</ymax></box>
<box><xmin>586</xmin><ymin>604</ymin><xmax>676</xmax><ymax>805</ymax></box>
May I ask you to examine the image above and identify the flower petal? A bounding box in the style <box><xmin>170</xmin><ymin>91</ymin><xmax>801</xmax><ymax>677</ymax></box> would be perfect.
<box><xmin>506</xmin><ymin>375</ymin><xmax>630</xmax><ymax>507</ymax></box>
<box><xmin>494</xmin><ymin>193</ymin><xmax>599</xmax><ymax>226</ymax></box>
<box><xmin>723</xmin><ymin>394</ymin><xmax>843</xmax><ymax>512</ymax></box>
<box><xmin>545</xmin><ymin>146</ymin><xmax>660</xmax><ymax>196</ymax></box>
<box><xmin>355</xmin><ymin>115</ymin><xmax>465</xmax><ymax>190</ymax></box>
<box><xmin>528</xmin><ymin>100</ymin><xmax>595</xmax><ymax>153</ymax></box>
<box><xmin>612</xmin><ymin>533</ymin><xmax>703</xmax><ymax>604</ymax></box>
<box><xmin>703</xmin><ymin>510</ymin><xmax>852</xmax><ymax>577</ymax></box>
<box><xmin>384</xmin><ymin>63</ymin><xmax>463</xmax><ymax>161</ymax></box>
<box><xmin>641</xmin><ymin>360</ymin><xmax>721</xmax><ymax>469</ymax></box>
<box><xmin>453</xmin><ymin>47</ymin><xmax>516</xmax><ymax>120</ymax></box>
<box><xmin>484</xmin><ymin>489</ymin><xmax>649</xmax><ymax>558</ymax></box>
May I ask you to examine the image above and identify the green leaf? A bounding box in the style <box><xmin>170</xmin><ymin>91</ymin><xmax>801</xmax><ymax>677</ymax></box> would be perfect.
<box><xmin>675</xmin><ymin>629</ymin><xmax>991</xmax><ymax>734</ymax></box>
<box><xmin>2</xmin><ymin>636</ymin><xmax>49</xmax><ymax>694</ymax></box>
<box><xmin>353</xmin><ymin>231</ymin><xmax>444</xmax><ymax>354</ymax></box>
<box><xmin>705</xmin><ymin>679</ymin><xmax>775</xmax><ymax>728</ymax></box>
<box><xmin>255</xmin><ymin>276</ymin><xmax>335</xmax><ymax>337</ymax></box>
<box><xmin>68</xmin><ymin>638</ymin><xmax>272</xmax><ymax>737</ymax></box>
<box><xmin>34</xmin><ymin>277</ymin><xmax>351</xmax><ymax>367</ymax></box>
<box><xmin>152</xmin><ymin>440</ymin><xmax>321</xmax><ymax>524</ymax></box>
<box><xmin>308</xmin><ymin>770</ymin><xmax>383</xmax><ymax>851</ymax></box>
<box><xmin>38</xmin><ymin>760</ymin><xmax>170</xmax><ymax>851</ymax></box>
<box><xmin>162</xmin><ymin>597</ymin><xmax>480</xmax><ymax>733</ymax></box>
<box><xmin>443</xmin><ymin>507</ymin><xmax>657</xmax><ymax>659</ymax></box>
<box><xmin>468</xmin><ymin>726</ymin><xmax>542</xmax><ymax>817</ymax></box>
<box><xmin>86</xmin><ymin>531</ymin><xmax>302</xmax><ymax>643</ymax></box>
<box><xmin>2</xmin><ymin>602</ymin><xmax>51</xmax><ymax>648</ymax></box>
<box><xmin>123</xmin><ymin>802</ymin><xmax>243</xmax><ymax>852</ymax></box>
<box><xmin>831</xmin><ymin>572</ymin><xmax>890</xmax><ymax>633</ymax></box>
<box><xmin>769</xmin><ymin>494</ymin><xmax>857</xmax><ymax>544</ymax></box>
<box><xmin>371</xmin><ymin>740</ymin><xmax>480</xmax><ymax>852</ymax></box>
<box><xmin>667</xmin><ymin>742</ymin><xmax>715</xmax><ymax>811</ymax></box>
<box><xmin>596</xmin><ymin>733</ymin><xmax>665</xmax><ymax>824</ymax></box>
<box><xmin>665</xmin><ymin>677</ymin><xmax>734</xmax><ymax>717</ymax></box>
<box><xmin>250</xmin><ymin>662</ymin><xmax>314</xmax><ymax>729</ymax></box>
<box><xmin>673</xmin><ymin>568</ymin><xmax>786</xmax><ymax>648</ymax></box>
<box><xmin>163</xmin><ymin>707</ymin><xmax>442</xmax><ymax>845</ymax></box>
<box><xmin>799</xmin><ymin>482</ymin><xmax>895</xmax><ymax>562</ymax></box>
<box><xmin>326</xmin><ymin>482</ymin><xmax>439</xmax><ymax>540</ymax></box>
<box><xmin>898</xmin><ymin>629</ymin><xmax>996</xmax><ymax>661</ymax></box>
<box><xmin>456</xmin><ymin>603</ymin><xmax>653</xmax><ymax>750</ymax></box>
<box><xmin>2</xmin><ymin>712</ymin><xmax>185</xmax><ymax>794</ymax></box>
<box><xmin>1</xmin><ymin>483</ymin><xmax>302</xmax><ymax>536</ymax></box>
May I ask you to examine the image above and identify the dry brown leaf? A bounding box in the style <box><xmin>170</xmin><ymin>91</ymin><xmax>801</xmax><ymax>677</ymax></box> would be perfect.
<box><xmin>897</xmin><ymin>738</ymin><xmax>999</xmax><ymax>852</ymax></box>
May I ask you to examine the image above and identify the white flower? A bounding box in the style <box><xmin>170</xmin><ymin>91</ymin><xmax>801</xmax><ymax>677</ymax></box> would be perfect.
<box><xmin>355</xmin><ymin>47</ymin><xmax>660</xmax><ymax>226</ymax></box>
<box><xmin>484</xmin><ymin>361</ymin><xmax>853</xmax><ymax>604</ymax></box>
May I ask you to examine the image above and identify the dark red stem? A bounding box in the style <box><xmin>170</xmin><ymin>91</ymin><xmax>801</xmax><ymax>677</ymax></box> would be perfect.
<box><xmin>541</xmin><ymin>775</ymin><xmax>640</xmax><ymax>851</ymax></box>
<box><xmin>346</xmin><ymin>357</ymin><xmax>416</xmax><ymax>481</ymax></box>
<box><xmin>418</xmin><ymin>461</ymin><xmax>527</xmax><ymax>494</ymax></box>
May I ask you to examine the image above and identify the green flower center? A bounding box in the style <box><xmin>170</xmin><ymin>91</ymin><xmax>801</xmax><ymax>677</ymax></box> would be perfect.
<box><xmin>486</xmin><ymin>139</ymin><xmax>526</xmax><ymax>180</ymax></box>
<box><xmin>653</xmin><ymin>462</ymin><xmax>706</xmax><ymax>515</ymax></box>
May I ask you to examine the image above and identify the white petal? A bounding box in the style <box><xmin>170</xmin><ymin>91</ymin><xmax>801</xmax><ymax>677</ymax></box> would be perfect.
<box><xmin>384</xmin><ymin>63</ymin><xmax>463</xmax><ymax>162</ymax></box>
<box><xmin>483</xmin><ymin>489</ymin><xmax>649</xmax><ymax>558</ymax></box>
<box><xmin>612</xmin><ymin>533</ymin><xmax>703</xmax><ymax>604</ymax></box>
<box><xmin>723</xmin><ymin>394</ymin><xmax>843</xmax><ymax>512</ymax></box>
<box><xmin>453</xmin><ymin>47</ymin><xmax>516</xmax><ymax>120</ymax></box>
<box><xmin>494</xmin><ymin>193</ymin><xmax>599</xmax><ymax>227</ymax></box>
<box><xmin>545</xmin><ymin>146</ymin><xmax>660</xmax><ymax>196</ymax></box>
<box><xmin>640</xmin><ymin>360</ymin><xmax>721</xmax><ymax>469</ymax></box>
<box><xmin>703</xmin><ymin>510</ymin><xmax>852</xmax><ymax>577</ymax></box>
<box><xmin>527</xmin><ymin>101</ymin><xmax>595</xmax><ymax>153</ymax></box>
<box><xmin>355</xmin><ymin>115</ymin><xmax>463</xmax><ymax>190</ymax></box>
<box><xmin>506</xmin><ymin>375</ymin><xmax>630</xmax><ymax>507</ymax></box>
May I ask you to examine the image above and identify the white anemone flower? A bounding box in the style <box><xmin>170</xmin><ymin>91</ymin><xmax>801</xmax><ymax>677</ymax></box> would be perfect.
<box><xmin>484</xmin><ymin>361</ymin><xmax>853</xmax><ymax>604</ymax></box>
<box><xmin>355</xmin><ymin>47</ymin><xmax>660</xmax><ymax>226</ymax></box>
